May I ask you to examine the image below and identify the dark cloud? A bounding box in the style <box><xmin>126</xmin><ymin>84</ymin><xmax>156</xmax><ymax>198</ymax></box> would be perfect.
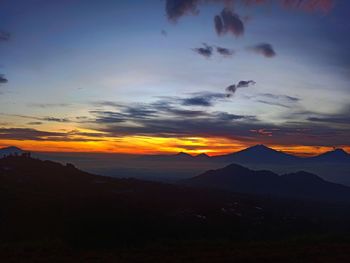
<box><xmin>215</xmin><ymin>111</ymin><xmax>256</xmax><ymax>121</ymax></box>
<box><xmin>3</xmin><ymin>113</ymin><xmax>72</xmax><ymax>123</ymax></box>
<box><xmin>306</xmin><ymin>107</ymin><xmax>350</xmax><ymax>126</ymax></box>
<box><xmin>216</xmin><ymin>46</ymin><xmax>235</xmax><ymax>56</ymax></box>
<box><xmin>252</xmin><ymin>93</ymin><xmax>300</xmax><ymax>108</ymax></box>
<box><xmin>182</xmin><ymin>97</ymin><xmax>213</xmax><ymax>106</ymax></box>
<box><xmin>41</xmin><ymin>117</ymin><xmax>70</xmax><ymax>123</ymax></box>
<box><xmin>0</xmin><ymin>127</ymin><xmax>105</xmax><ymax>142</ymax></box>
<box><xmin>0</xmin><ymin>74</ymin><xmax>8</xmax><ymax>84</ymax></box>
<box><xmin>166</xmin><ymin>108</ymin><xmax>208</xmax><ymax>117</ymax></box>
<box><xmin>161</xmin><ymin>29</ymin><xmax>168</xmax><ymax>36</ymax></box>
<box><xmin>214</xmin><ymin>15</ymin><xmax>224</xmax><ymax>35</ymax></box>
<box><xmin>88</xmin><ymin>95</ymin><xmax>253</xmax><ymax>130</ymax></box>
<box><xmin>166</xmin><ymin>0</ymin><xmax>200</xmax><ymax>22</ymax></box>
<box><xmin>226</xmin><ymin>84</ymin><xmax>237</xmax><ymax>94</ymax></box>
<box><xmin>307</xmin><ymin>116</ymin><xmax>350</xmax><ymax>124</ymax></box>
<box><xmin>226</xmin><ymin>80</ymin><xmax>256</xmax><ymax>95</ymax></box>
<box><xmin>257</xmin><ymin>100</ymin><xmax>291</xmax><ymax>108</ymax></box>
<box><xmin>282</xmin><ymin>0</ymin><xmax>333</xmax><ymax>12</ymax></box>
<box><xmin>260</xmin><ymin>93</ymin><xmax>300</xmax><ymax>102</ymax></box>
<box><xmin>83</xmin><ymin>95</ymin><xmax>350</xmax><ymax>147</ymax></box>
<box><xmin>89</xmin><ymin>108</ymin><xmax>257</xmax><ymax>141</ymax></box>
<box><xmin>237</xmin><ymin>80</ymin><xmax>256</xmax><ymax>88</ymax></box>
<box><xmin>0</xmin><ymin>128</ymin><xmax>65</xmax><ymax>141</ymax></box>
<box><xmin>192</xmin><ymin>43</ymin><xmax>213</xmax><ymax>58</ymax></box>
<box><xmin>165</xmin><ymin>0</ymin><xmax>334</xmax><ymax>22</ymax></box>
<box><xmin>28</xmin><ymin>103</ymin><xmax>70</xmax><ymax>108</ymax></box>
<box><xmin>27</xmin><ymin>122</ymin><xmax>43</xmax><ymax>125</ymax></box>
<box><xmin>181</xmin><ymin>92</ymin><xmax>228</xmax><ymax>106</ymax></box>
<box><xmin>250</xmin><ymin>43</ymin><xmax>276</xmax><ymax>57</ymax></box>
<box><xmin>88</xmin><ymin>102</ymin><xmax>350</xmax><ymax>147</ymax></box>
<box><xmin>215</xmin><ymin>8</ymin><xmax>244</xmax><ymax>37</ymax></box>
<box><xmin>0</xmin><ymin>31</ymin><xmax>10</xmax><ymax>42</ymax></box>
<box><xmin>257</xmin><ymin>100</ymin><xmax>292</xmax><ymax>108</ymax></box>
<box><xmin>91</xmin><ymin>110</ymin><xmax>127</xmax><ymax>124</ymax></box>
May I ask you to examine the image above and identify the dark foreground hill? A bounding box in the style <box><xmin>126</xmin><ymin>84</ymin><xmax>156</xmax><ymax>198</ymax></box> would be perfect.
<box><xmin>2</xmin><ymin>155</ymin><xmax>350</xmax><ymax>262</ymax></box>
<box><xmin>185</xmin><ymin>163</ymin><xmax>350</xmax><ymax>202</ymax></box>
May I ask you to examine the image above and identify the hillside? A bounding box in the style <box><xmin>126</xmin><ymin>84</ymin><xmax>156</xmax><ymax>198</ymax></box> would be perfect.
<box><xmin>185</xmin><ymin>163</ymin><xmax>350</xmax><ymax>202</ymax></box>
<box><xmin>1</xmin><ymin>155</ymin><xmax>350</xmax><ymax>261</ymax></box>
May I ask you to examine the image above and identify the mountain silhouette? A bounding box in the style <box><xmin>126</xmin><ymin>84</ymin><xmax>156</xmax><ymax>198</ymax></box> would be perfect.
<box><xmin>137</xmin><ymin>145</ymin><xmax>349</xmax><ymax>164</ymax></box>
<box><xmin>195</xmin><ymin>153</ymin><xmax>210</xmax><ymax>160</ymax></box>
<box><xmin>3</xmin><ymin>153</ymin><xmax>350</xmax><ymax>257</ymax></box>
<box><xmin>0</xmin><ymin>146</ymin><xmax>24</xmax><ymax>157</ymax></box>
<box><xmin>138</xmin><ymin>151</ymin><xmax>195</xmax><ymax>161</ymax></box>
<box><xmin>212</xmin><ymin>144</ymin><xmax>300</xmax><ymax>163</ymax></box>
<box><xmin>4</xmin><ymin>144</ymin><xmax>350</xmax><ymax>186</ymax></box>
<box><xmin>185</xmin><ymin>163</ymin><xmax>350</xmax><ymax>202</ymax></box>
<box><xmin>310</xmin><ymin>148</ymin><xmax>350</xmax><ymax>162</ymax></box>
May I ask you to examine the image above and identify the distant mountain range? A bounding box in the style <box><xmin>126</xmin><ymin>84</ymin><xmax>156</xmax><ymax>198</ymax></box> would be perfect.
<box><xmin>2</xmin><ymin>150</ymin><xmax>350</xmax><ymax>259</ymax></box>
<box><xmin>5</xmin><ymin>154</ymin><xmax>350</xmax><ymax>248</ymax></box>
<box><xmin>2</xmin><ymin>145</ymin><xmax>350</xmax><ymax>185</ymax></box>
<box><xmin>185</xmin><ymin>163</ymin><xmax>350</xmax><ymax>202</ymax></box>
<box><xmin>138</xmin><ymin>144</ymin><xmax>350</xmax><ymax>163</ymax></box>
<box><xmin>3</xmin><ymin>144</ymin><xmax>349</xmax><ymax>163</ymax></box>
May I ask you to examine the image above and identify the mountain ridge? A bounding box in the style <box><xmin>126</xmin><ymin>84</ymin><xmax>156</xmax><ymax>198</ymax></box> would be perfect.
<box><xmin>184</xmin><ymin>162</ymin><xmax>350</xmax><ymax>202</ymax></box>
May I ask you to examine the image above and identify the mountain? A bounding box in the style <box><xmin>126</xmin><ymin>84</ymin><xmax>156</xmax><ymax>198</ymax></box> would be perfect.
<box><xmin>195</xmin><ymin>153</ymin><xmax>210</xmax><ymax>160</ymax></box>
<box><xmin>136</xmin><ymin>145</ymin><xmax>349</xmax><ymax>165</ymax></box>
<box><xmin>130</xmin><ymin>145</ymin><xmax>349</xmax><ymax>185</ymax></box>
<box><xmin>212</xmin><ymin>145</ymin><xmax>300</xmax><ymax>164</ymax></box>
<box><xmin>185</xmin><ymin>163</ymin><xmax>350</xmax><ymax>202</ymax></box>
<box><xmin>310</xmin><ymin>148</ymin><xmax>350</xmax><ymax>162</ymax></box>
<box><xmin>0</xmin><ymin>154</ymin><xmax>324</xmax><ymax>247</ymax></box>
<box><xmin>138</xmin><ymin>151</ymin><xmax>196</xmax><ymax>162</ymax></box>
<box><xmin>3</xmin><ymin>154</ymin><xmax>350</xmax><ymax>260</ymax></box>
<box><xmin>0</xmin><ymin>146</ymin><xmax>24</xmax><ymax>158</ymax></box>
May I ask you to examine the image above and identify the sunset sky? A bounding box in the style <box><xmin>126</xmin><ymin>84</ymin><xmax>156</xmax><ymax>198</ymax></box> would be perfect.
<box><xmin>0</xmin><ymin>0</ymin><xmax>349</xmax><ymax>156</ymax></box>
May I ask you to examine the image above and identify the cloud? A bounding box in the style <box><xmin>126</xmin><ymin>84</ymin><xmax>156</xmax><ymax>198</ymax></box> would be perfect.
<box><xmin>259</xmin><ymin>93</ymin><xmax>300</xmax><ymax>102</ymax></box>
<box><xmin>0</xmin><ymin>128</ymin><xmax>65</xmax><ymax>141</ymax></box>
<box><xmin>161</xmin><ymin>29</ymin><xmax>168</xmax><ymax>37</ymax></box>
<box><xmin>192</xmin><ymin>43</ymin><xmax>213</xmax><ymax>58</ymax></box>
<box><xmin>306</xmin><ymin>107</ymin><xmax>350</xmax><ymax>126</ymax></box>
<box><xmin>88</xmin><ymin>101</ymin><xmax>350</xmax><ymax>147</ymax></box>
<box><xmin>27</xmin><ymin>122</ymin><xmax>43</xmax><ymax>125</ymax></box>
<box><xmin>216</xmin><ymin>46</ymin><xmax>235</xmax><ymax>56</ymax></box>
<box><xmin>250</xmin><ymin>43</ymin><xmax>276</xmax><ymax>57</ymax></box>
<box><xmin>0</xmin><ymin>127</ymin><xmax>105</xmax><ymax>142</ymax></box>
<box><xmin>226</xmin><ymin>84</ymin><xmax>238</xmax><ymax>94</ymax></box>
<box><xmin>0</xmin><ymin>74</ymin><xmax>8</xmax><ymax>84</ymax></box>
<box><xmin>282</xmin><ymin>0</ymin><xmax>334</xmax><ymax>12</ymax></box>
<box><xmin>237</xmin><ymin>80</ymin><xmax>256</xmax><ymax>88</ymax></box>
<box><xmin>89</xmin><ymin>95</ymin><xmax>253</xmax><ymax>128</ymax></box>
<box><xmin>214</xmin><ymin>15</ymin><xmax>224</xmax><ymax>35</ymax></box>
<box><xmin>89</xmin><ymin>104</ymin><xmax>257</xmax><ymax>141</ymax></box>
<box><xmin>181</xmin><ymin>92</ymin><xmax>228</xmax><ymax>106</ymax></box>
<box><xmin>165</xmin><ymin>0</ymin><xmax>334</xmax><ymax>22</ymax></box>
<box><xmin>166</xmin><ymin>0</ymin><xmax>200</xmax><ymax>22</ymax></box>
<box><xmin>215</xmin><ymin>8</ymin><xmax>244</xmax><ymax>37</ymax></box>
<box><xmin>2</xmin><ymin>113</ymin><xmax>72</xmax><ymax>123</ymax></box>
<box><xmin>41</xmin><ymin>117</ymin><xmax>71</xmax><ymax>123</ymax></box>
<box><xmin>307</xmin><ymin>116</ymin><xmax>350</xmax><ymax>124</ymax></box>
<box><xmin>91</xmin><ymin>94</ymin><xmax>224</xmax><ymax>124</ymax></box>
<box><xmin>28</xmin><ymin>103</ymin><xmax>70</xmax><ymax>108</ymax></box>
<box><xmin>252</xmin><ymin>93</ymin><xmax>300</xmax><ymax>108</ymax></box>
<box><xmin>0</xmin><ymin>31</ymin><xmax>10</xmax><ymax>42</ymax></box>
<box><xmin>226</xmin><ymin>80</ymin><xmax>256</xmax><ymax>95</ymax></box>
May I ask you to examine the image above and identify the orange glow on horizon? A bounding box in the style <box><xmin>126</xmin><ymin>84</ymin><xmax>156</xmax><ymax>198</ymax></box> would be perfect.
<box><xmin>0</xmin><ymin>136</ymin><xmax>349</xmax><ymax>157</ymax></box>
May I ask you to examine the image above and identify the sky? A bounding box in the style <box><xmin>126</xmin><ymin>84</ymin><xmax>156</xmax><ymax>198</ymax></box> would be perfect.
<box><xmin>0</xmin><ymin>0</ymin><xmax>349</xmax><ymax>156</ymax></box>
